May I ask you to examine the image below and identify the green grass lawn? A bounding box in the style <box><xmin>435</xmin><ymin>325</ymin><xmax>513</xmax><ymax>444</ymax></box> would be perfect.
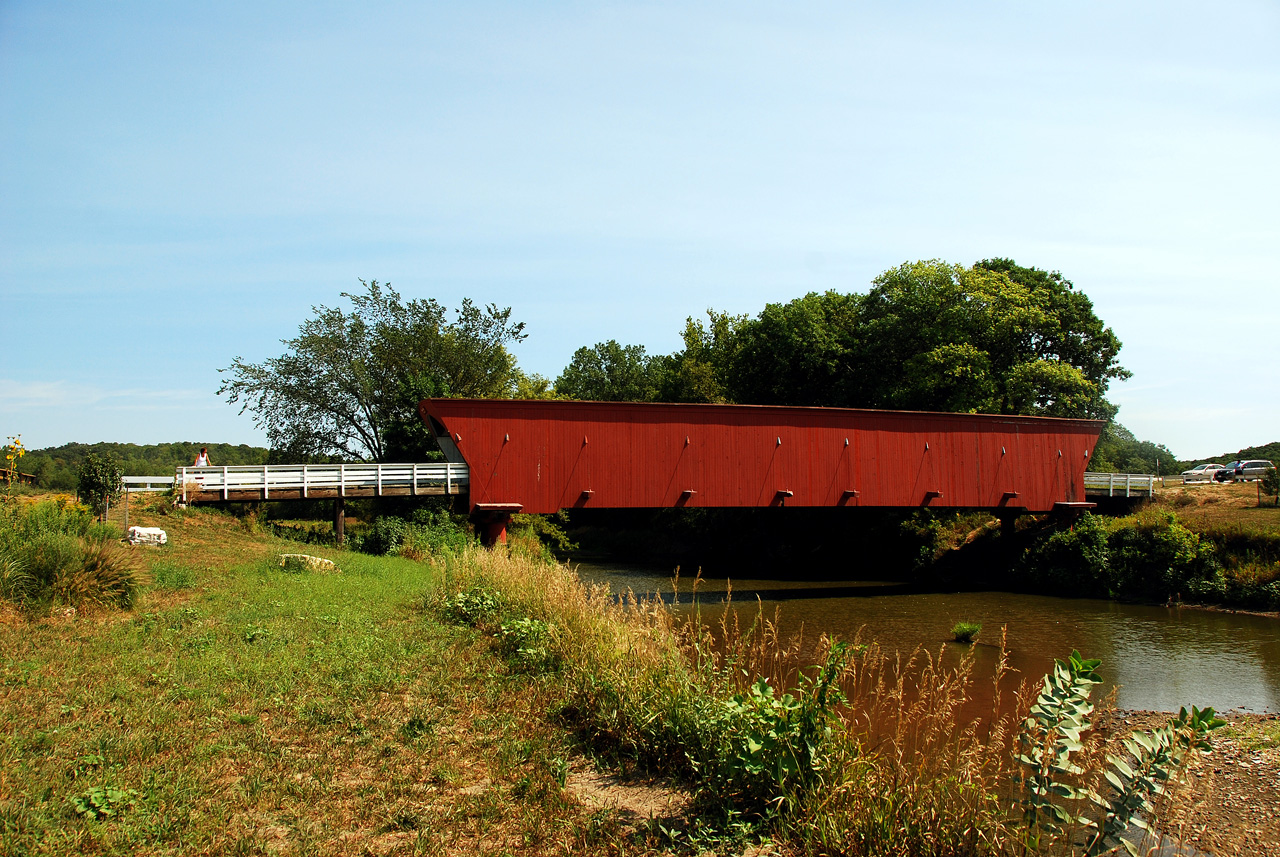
<box><xmin>6</xmin><ymin>494</ymin><xmax>1273</xmax><ymax>856</ymax></box>
<box><xmin>0</xmin><ymin>504</ymin><xmax>625</xmax><ymax>856</ymax></box>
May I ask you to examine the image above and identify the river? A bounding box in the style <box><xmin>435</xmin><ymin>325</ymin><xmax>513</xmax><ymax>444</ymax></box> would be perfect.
<box><xmin>574</xmin><ymin>561</ymin><xmax>1280</xmax><ymax>714</ymax></box>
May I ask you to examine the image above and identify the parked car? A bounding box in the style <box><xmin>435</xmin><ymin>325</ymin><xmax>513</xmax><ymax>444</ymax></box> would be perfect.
<box><xmin>1234</xmin><ymin>460</ymin><xmax>1276</xmax><ymax>482</ymax></box>
<box><xmin>1214</xmin><ymin>461</ymin><xmax>1245</xmax><ymax>482</ymax></box>
<box><xmin>1214</xmin><ymin>459</ymin><xmax>1276</xmax><ymax>482</ymax></box>
<box><xmin>1181</xmin><ymin>463</ymin><xmax>1225</xmax><ymax>483</ymax></box>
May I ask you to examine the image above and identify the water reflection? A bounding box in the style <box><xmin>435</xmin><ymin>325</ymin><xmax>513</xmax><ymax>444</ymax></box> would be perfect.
<box><xmin>574</xmin><ymin>561</ymin><xmax>1280</xmax><ymax>714</ymax></box>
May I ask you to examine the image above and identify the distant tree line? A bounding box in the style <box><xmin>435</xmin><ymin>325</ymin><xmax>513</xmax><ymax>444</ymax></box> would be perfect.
<box><xmin>23</xmin><ymin>442</ymin><xmax>269</xmax><ymax>491</ymax></box>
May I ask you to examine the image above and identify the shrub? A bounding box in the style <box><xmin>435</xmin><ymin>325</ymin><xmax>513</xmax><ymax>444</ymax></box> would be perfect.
<box><xmin>1022</xmin><ymin>512</ymin><xmax>1225</xmax><ymax>601</ymax></box>
<box><xmin>438</xmin><ymin>585</ymin><xmax>504</xmax><ymax>626</ymax></box>
<box><xmin>498</xmin><ymin>617</ymin><xmax>561</xmax><ymax>673</ymax></box>
<box><xmin>1108</xmin><ymin>512</ymin><xmax>1221</xmax><ymax>600</ymax></box>
<box><xmin>1262</xmin><ymin>465</ymin><xmax>1280</xmax><ymax>506</ymax></box>
<box><xmin>399</xmin><ymin>507</ymin><xmax>472</xmax><ymax>559</ymax></box>
<box><xmin>950</xmin><ymin>621</ymin><xmax>981</xmax><ymax>643</ymax></box>
<box><xmin>53</xmin><ymin>542</ymin><xmax>144</xmax><ymax>609</ymax></box>
<box><xmin>1022</xmin><ymin>513</ymin><xmax>1110</xmax><ymax>593</ymax></box>
<box><xmin>77</xmin><ymin>453</ymin><xmax>123</xmax><ymax>519</ymax></box>
<box><xmin>0</xmin><ymin>549</ymin><xmax>34</xmax><ymax>602</ymax></box>
<box><xmin>698</xmin><ymin>646</ymin><xmax>848</xmax><ymax>819</ymax></box>
<box><xmin>361</xmin><ymin>515</ymin><xmax>407</xmax><ymax>556</ymax></box>
<box><xmin>0</xmin><ymin>498</ymin><xmax>143</xmax><ymax>610</ymax></box>
<box><xmin>507</xmin><ymin>512</ymin><xmax>577</xmax><ymax>559</ymax></box>
<box><xmin>1010</xmin><ymin>650</ymin><xmax>1224</xmax><ymax>855</ymax></box>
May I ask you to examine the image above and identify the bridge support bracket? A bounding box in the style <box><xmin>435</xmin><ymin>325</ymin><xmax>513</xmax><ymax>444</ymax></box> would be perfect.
<box><xmin>473</xmin><ymin>503</ymin><xmax>524</xmax><ymax>547</ymax></box>
<box><xmin>997</xmin><ymin>508</ymin><xmax>1023</xmax><ymax>539</ymax></box>
<box><xmin>1051</xmin><ymin>501</ymin><xmax>1097</xmax><ymax>524</ymax></box>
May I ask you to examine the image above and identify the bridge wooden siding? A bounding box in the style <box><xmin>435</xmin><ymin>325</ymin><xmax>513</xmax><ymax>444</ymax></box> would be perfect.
<box><xmin>420</xmin><ymin>399</ymin><xmax>1104</xmax><ymax>516</ymax></box>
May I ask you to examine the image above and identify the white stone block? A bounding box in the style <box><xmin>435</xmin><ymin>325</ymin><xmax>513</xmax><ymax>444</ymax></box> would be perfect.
<box><xmin>127</xmin><ymin>526</ymin><xmax>168</xmax><ymax>546</ymax></box>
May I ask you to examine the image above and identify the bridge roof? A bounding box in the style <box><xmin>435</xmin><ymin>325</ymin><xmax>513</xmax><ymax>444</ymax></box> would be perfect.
<box><xmin>419</xmin><ymin>398</ymin><xmax>1104</xmax><ymax>514</ymax></box>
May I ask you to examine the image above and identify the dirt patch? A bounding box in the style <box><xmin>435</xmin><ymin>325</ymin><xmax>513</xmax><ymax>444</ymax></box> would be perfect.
<box><xmin>1104</xmin><ymin>710</ymin><xmax>1280</xmax><ymax>856</ymax></box>
<box><xmin>564</xmin><ymin>762</ymin><xmax>689</xmax><ymax>826</ymax></box>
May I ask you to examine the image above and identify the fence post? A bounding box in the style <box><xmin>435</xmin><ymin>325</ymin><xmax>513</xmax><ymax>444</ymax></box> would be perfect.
<box><xmin>263</xmin><ymin>464</ymin><xmax>270</xmax><ymax>500</ymax></box>
<box><xmin>222</xmin><ymin>466</ymin><xmax>228</xmax><ymax>500</ymax></box>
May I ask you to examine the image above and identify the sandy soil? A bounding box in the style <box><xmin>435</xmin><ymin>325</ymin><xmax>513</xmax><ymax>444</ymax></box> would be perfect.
<box><xmin>1105</xmin><ymin>710</ymin><xmax>1280</xmax><ymax>856</ymax></box>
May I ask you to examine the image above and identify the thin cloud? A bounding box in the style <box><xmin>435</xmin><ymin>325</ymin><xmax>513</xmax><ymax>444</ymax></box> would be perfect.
<box><xmin>0</xmin><ymin>379</ymin><xmax>209</xmax><ymax>411</ymax></box>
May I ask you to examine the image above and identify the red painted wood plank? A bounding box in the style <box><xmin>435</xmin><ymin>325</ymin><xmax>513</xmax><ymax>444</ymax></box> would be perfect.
<box><xmin>419</xmin><ymin>399</ymin><xmax>1103</xmax><ymax>514</ymax></box>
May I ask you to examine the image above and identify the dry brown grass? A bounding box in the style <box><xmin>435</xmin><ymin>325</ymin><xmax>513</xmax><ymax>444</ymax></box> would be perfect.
<box><xmin>1151</xmin><ymin>480</ymin><xmax>1280</xmax><ymax>533</ymax></box>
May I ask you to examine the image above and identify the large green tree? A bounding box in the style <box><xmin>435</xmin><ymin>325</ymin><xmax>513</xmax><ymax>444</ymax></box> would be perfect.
<box><xmin>218</xmin><ymin>281</ymin><xmax>526</xmax><ymax>462</ymax></box>
<box><xmin>857</xmin><ymin>259</ymin><xmax>1129</xmax><ymax>416</ymax></box>
<box><xmin>723</xmin><ymin>260</ymin><xmax>1126</xmax><ymax>418</ymax></box>
<box><xmin>723</xmin><ymin>291</ymin><xmax>861</xmax><ymax>407</ymax></box>
<box><xmin>652</xmin><ymin>311</ymin><xmax>746</xmax><ymax>404</ymax></box>
<box><xmin>554</xmin><ymin>340</ymin><xmax>659</xmax><ymax>402</ymax></box>
<box><xmin>555</xmin><ymin>259</ymin><xmax>1128</xmax><ymax>422</ymax></box>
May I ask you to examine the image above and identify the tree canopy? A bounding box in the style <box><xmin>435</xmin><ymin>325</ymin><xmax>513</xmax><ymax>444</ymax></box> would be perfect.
<box><xmin>76</xmin><ymin>452</ymin><xmax>122</xmax><ymax>518</ymax></box>
<box><xmin>554</xmin><ymin>340</ymin><xmax>659</xmax><ymax>402</ymax></box>
<box><xmin>857</xmin><ymin>259</ymin><xmax>1128</xmax><ymax>417</ymax></box>
<box><xmin>219</xmin><ymin>281</ymin><xmax>526</xmax><ymax>462</ymax></box>
<box><xmin>553</xmin><ymin>259</ymin><xmax>1130</xmax><ymax>422</ymax></box>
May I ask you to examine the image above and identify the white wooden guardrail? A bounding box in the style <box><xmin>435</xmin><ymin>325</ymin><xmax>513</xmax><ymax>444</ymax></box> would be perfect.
<box><xmin>122</xmin><ymin>476</ymin><xmax>176</xmax><ymax>492</ymax></box>
<box><xmin>1083</xmin><ymin>472</ymin><xmax>1157</xmax><ymax>497</ymax></box>
<box><xmin>176</xmin><ymin>462</ymin><xmax>469</xmax><ymax>502</ymax></box>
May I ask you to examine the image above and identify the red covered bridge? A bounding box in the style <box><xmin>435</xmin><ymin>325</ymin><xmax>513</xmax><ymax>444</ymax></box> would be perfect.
<box><xmin>419</xmin><ymin>399</ymin><xmax>1104</xmax><ymax>543</ymax></box>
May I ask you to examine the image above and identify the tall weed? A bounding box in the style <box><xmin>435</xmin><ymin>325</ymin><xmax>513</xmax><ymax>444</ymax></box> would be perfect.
<box><xmin>0</xmin><ymin>499</ymin><xmax>143</xmax><ymax>610</ymax></box>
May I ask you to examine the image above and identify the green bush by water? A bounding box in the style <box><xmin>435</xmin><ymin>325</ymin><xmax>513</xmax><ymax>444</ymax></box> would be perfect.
<box><xmin>1020</xmin><ymin>511</ymin><xmax>1228</xmax><ymax>603</ymax></box>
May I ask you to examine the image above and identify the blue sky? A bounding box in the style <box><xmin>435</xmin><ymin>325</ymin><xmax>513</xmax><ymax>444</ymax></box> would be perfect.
<box><xmin>2</xmin><ymin>2</ymin><xmax>1277</xmax><ymax>460</ymax></box>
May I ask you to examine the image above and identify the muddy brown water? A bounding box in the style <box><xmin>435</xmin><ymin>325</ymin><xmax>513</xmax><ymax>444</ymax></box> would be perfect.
<box><xmin>573</xmin><ymin>562</ymin><xmax>1280</xmax><ymax>715</ymax></box>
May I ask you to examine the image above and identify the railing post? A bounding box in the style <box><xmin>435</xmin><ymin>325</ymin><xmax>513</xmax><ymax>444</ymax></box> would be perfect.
<box><xmin>339</xmin><ymin>463</ymin><xmax>345</xmax><ymax>497</ymax></box>
<box><xmin>263</xmin><ymin>464</ymin><xmax>270</xmax><ymax>500</ymax></box>
<box><xmin>412</xmin><ymin>462</ymin><xmax>418</xmax><ymax>496</ymax></box>
<box><xmin>180</xmin><ymin>467</ymin><xmax>187</xmax><ymax>504</ymax></box>
<box><xmin>222</xmin><ymin>466</ymin><xmax>228</xmax><ymax>500</ymax></box>
<box><xmin>377</xmin><ymin>463</ymin><xmax>383</xmax><ymax>497</ymax></box>
<box><xmin>446</xmin><ymin>463</ymin><xmax>453</xmax><ymax>495</ymax></box>
<box><xmin>302</xmin><ymin>465</ymin><xmax>308</xmax><ymax>499</ymax></box>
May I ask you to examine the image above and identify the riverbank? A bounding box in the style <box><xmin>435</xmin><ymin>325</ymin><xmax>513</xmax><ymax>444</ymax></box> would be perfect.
<box><xmin>1109</xmin><ymin>709</ymin><xmax>1280</xmax><ymax>854</ymax></box>
<box><xmin>917</xmin><ymin>480</ymin><xmax>1280</xmax><ymax>613</ymax></box>
<box><xmin>0</xmin><ymin>500</ymin><xmax>643</xmax><ymax>855</ymax></box>
<box><xmin>1</xmin><ymin>497</ymin><xmax>1270</xmax><ymax>855</ymax></box>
